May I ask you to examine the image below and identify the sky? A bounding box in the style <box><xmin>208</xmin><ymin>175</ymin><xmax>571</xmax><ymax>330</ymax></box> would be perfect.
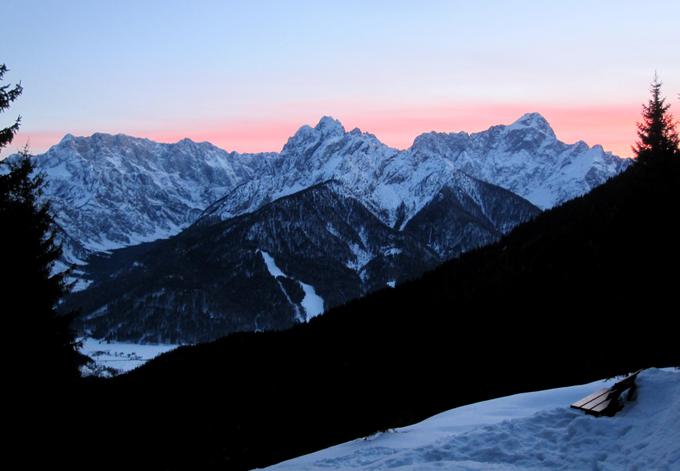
<box><xmin>2</xmin><ymin>0</ymin><xmax>679</xmax><ymax>158</ymax></box>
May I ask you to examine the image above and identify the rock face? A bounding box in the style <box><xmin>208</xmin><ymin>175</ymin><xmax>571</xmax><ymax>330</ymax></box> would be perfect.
<box><xmin>16</xmin><ymin>113</ymin><xmax>629</xmax><ymax>342</ymax></box>
<box><xmin>409</xmin><ymin>113</ymin><xmax>630</xmax><ymax>209</ymax></box>
<box><xmin>200</xmin><ymin>113</ymin><xmax>629</xmax><ymax>228</ymax></box>
<box><xmin>19</xmin><ymin>133</ymin><xmax>273</xmax><ymax>261</ymax></box>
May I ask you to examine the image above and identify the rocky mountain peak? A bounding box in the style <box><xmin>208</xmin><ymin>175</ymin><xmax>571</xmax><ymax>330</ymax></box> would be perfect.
<box><xmin>59</xmin><ymin>133</ymin><xmax>77</xmax><ymax>144</ymax></box>
<box><xmin>507</xmin><ymin>112</ymin><xmax>556</xmax><ymax>139</ymax></box>
<box><xmin>314</xmin><ymin>115</ymin><xmax>345</xmax><ymax>136</ymax></box>
<box><xmin>281</xmin><ymin>116</ymin><xmax>347</xmax><ymax>155</ymax></box>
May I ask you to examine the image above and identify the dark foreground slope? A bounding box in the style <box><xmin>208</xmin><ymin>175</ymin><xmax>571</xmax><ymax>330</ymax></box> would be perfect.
<box><xmin>59</xmin><ymin>157</ymin><xmax>679</xmax><ymax>470</ymax></box>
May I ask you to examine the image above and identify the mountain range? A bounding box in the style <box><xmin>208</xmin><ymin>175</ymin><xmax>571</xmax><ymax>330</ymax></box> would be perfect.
<box><xmin>16</xmin><ymin>113</ymin><xmax>629</xmax><ymax>342</ymax></box>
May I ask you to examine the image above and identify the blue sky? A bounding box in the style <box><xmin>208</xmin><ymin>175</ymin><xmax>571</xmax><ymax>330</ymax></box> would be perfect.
<box><xmin>3</xmin><ymin>0</ymin><xmax>679</xmax><ymax>156</ymax></box>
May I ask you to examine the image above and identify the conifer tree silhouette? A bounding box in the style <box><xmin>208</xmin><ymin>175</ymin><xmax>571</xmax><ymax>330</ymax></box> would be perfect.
<box><xmin>1</xmin><ymin>63</ymin><xmax>84</xmax><ymax>386</ymax></box>
<box><xmin>633</xmin><ymin>75</ymin><xmax>680</xmax><ymax>164</ymax></box>
<box><xmin>0</xmin><ymin>64</ymin><xmax>22</xmax><ymax>151</ymax></box>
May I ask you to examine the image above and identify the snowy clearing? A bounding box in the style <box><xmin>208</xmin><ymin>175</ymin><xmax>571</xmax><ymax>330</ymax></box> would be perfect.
<box><xmin>260</xmin><ymin>250</ymin><xmax>287</xmax><ymax>278</ymax></box>
<box><xmin>299</xmin><ymin>281</ymin><xmax>325</xmax><ymax>321</ymax></box>
<box><xmin>264</xmin><ymin>368</ymin><xmax>679</xmax><ymax>470</ymax></box>
<box><xmin>260</xmin><ymin>250</ymin><xmax>325</xmax><ymax>321</ymax></box>
<box><xmin>79</xmin><ymin>337</ymin><xmax>178</xmax><ymax>377</ymax></box>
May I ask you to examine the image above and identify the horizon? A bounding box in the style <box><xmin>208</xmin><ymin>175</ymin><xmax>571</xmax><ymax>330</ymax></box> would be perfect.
<box><xmin>5</xmin><ymin>111</ymin><xmax>622</xmax><ymax>158</ymax></box>
<box><xmin>4</xmin><ymin>0</ymin><xmax>680</xmax><ymax>158</ymax></box>
<box><xmin>2</xmin><ymin>94</ymin><xmax>662</xmax><ymax>160</ymax></box>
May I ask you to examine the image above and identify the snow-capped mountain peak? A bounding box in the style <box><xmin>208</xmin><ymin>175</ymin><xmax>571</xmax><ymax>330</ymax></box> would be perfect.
<box><xmin>188</xmin><ymin>112</ymin><xmax>630</xmax><ymax>228</ymax></box>
<box><xmin>314</xmin><ymin>115</ymin><xmax>345</xmax><ymax>135</ymax></box>
<box><xmin>409</xmin><ymin>114</ymin><xmax>629</xmax><ymax>209</ymax></box>
<box><xmin>176</xmin><ymin>137</ymin><xmax>200</xmax><ymax>147</ymax></box>
<box><xmin>59</xmin><ymin>133</ymin><xmax>76</xmax><ymax>143</ymax></box>
<box><xmin>21</xmin><ymin>113</ymin><xmax>629</xmax><ymax>266</ymax></box>
<box><xmin>507</xmin><ymin>112</ymin><xmax>556</xmax><ymax>139</ymax></box>
<box><xmin>20</xmin><ymin>132</ymin><xmax>271</xmax><ymax>259</ymax></box>
<box><xmin>282</xmin><ymin>116</ymin><xmax>349</xmax><ymax>155</ymax></box>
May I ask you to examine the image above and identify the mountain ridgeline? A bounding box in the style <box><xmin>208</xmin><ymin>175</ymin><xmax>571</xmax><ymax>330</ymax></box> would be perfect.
<box><xmin>31</xmin><ymin>113</ymin><xmax>626</xmax><ymax>342</ymax></box>
<box><xmin>72</xmin><ymin>152</ymin><xmax>680</xmax><ymax>470</ymax></box>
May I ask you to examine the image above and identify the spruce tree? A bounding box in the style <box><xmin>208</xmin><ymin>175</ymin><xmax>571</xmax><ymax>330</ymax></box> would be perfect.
<box><xmin>633</xmin><ymin>75</ymin><xmax>680</xmax><ymax>164</ymax></box>
<box><xmin>0</xmin><ymin>64</ymin><xmax>22</xmax><ymax>150</ymax></box>
<box><xmin>1</xmin><ymin>64</ymin><xmax>84</xmax><ymax>386</ymax></box>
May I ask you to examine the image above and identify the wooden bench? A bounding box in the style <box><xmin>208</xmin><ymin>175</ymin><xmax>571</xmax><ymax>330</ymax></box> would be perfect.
<box><xmin>570</xmin><ymin>370</ymin><xmax>641</xmax><ymax>417</ymax></box>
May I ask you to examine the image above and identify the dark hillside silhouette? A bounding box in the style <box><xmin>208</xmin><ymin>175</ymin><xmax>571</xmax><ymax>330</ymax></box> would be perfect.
<box><xmin>60</xmin><ymin>141</ymin><xmax>680</xmax><ymax>470</ymax></box>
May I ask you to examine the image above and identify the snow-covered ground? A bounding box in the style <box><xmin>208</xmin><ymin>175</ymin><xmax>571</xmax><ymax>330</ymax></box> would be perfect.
<box><xmin>79</xmin><ymin>337</ymin><xmax>178</xmax><ymax>377</ymax></box>
<box><xmin>264</xmin><ymin>368</ymin><xmax>679</xmax><ymax>470</ymax></box>
<box><xmin>260</xmin><ymin>250</ymin><xmax>325</xmax><ymax>321</ymax></box>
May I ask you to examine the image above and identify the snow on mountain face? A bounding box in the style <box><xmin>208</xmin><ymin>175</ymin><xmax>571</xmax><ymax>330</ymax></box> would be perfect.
<box><xmin>201</xmin><ymin>113</ymin><xmax>629</xmax><ymax>228</ymax></box>
<box><xmin>22</xmin><ymin>113</ymin><xmax>625</xmax><ymax>266</ymax></box>
<box><xmin>200</xmin><ymin>116</ymin><xmax>483</xmax><ymax>229</ymax></box>
<box><xmin>411</xmin><ymin>112</ymin><xmax>631</xmax><ymax>209</ymax></box>
<box><xmin>199</xmin><ymin>117</ymin><xmax>402</xmax><ymax>225</ymax></box>
<box><xmin>265</xmin><ymin>368</ymin><xmax>680</xmax><ymax>471</ymax></box>
<box><xmin>402</xmin><ymin>177</ymin><xmax>539</xmax><ymax>259</ymax></box>
<box><xmin>67</xmin><ymin>182</ymin><xmax>445</xmax><ymax>343</ymax></box>
<box><xmin>43</xmin><ymin>113</ymin><xmax>623</xmax><ymax>342</ymax></box>
<box><xmin>259</xmin><ymin>250</ymin><xmax>325</xmax><ymax>322</ymax></box>
<box><xmin>24</xmin><ymin>133</ymin><xmax>273</xmax><ymax>257</ymax></box>
<box><xmin>68</xmin><ymin>179</ymin><xmax>535</xmax><ymax>343</ymax></box>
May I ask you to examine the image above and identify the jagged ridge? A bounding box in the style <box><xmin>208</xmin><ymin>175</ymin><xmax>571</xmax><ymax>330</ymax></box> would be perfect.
<box><xmin>18</xmin><ymin>113</ymin><xmax>628</xmax><ymax>262</ymax></box>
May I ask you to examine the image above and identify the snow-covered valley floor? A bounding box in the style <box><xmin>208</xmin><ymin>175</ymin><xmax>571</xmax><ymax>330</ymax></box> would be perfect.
<box><xmin>79</xmin><ymin>337</ymin><xmax>178</xmax><ymax>377</ymax></box>
<box><xmin>264</xmin><ymin>368</ymin><xmax>679</xmax><ymax>471</ymax></box>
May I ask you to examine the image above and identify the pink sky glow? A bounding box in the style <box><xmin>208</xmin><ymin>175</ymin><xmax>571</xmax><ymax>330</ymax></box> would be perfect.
<box><xmin>10</xmin><ymin>103</ymin><xmax>642</xmax><ymax>159</ymax></box>
<box><xmin>5</xmin><ymin>0</ymin><xmax>679</xmax><ymax>162</ymax></box>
